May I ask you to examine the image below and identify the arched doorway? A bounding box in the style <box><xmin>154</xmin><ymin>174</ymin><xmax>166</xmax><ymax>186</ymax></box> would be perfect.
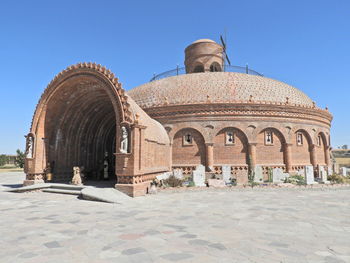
<box><xmin>25</xmin><ymin>63</ymin><xmax>172</xmax><ymax>196</ymax></box>
<box><xmin>26</xmin><ymin>64</ymin><xmax>133</xmax><ymax>185</ymax></box>
<box><xmin>44</xmin><ymin>77</ymin><xmax>118</xmax><ymax>183</ymax></box>
<box><xmin>210</xmin><ymin>62</ymin><xmax>222</xmax><ymax>72</ymax></box>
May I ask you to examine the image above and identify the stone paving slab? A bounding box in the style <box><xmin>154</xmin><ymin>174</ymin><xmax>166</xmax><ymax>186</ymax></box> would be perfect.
<box><xmin>1</xmin><ymin>172</ymin><xmax>350</xmax><ymax>262</ymax></box>
<box><xmin>81</xmin><ymin>186</ymin><xmax>131</xmax><ymax>203</ymax></box>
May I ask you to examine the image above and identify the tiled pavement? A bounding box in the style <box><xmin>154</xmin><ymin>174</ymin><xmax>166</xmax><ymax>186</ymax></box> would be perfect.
<box><xmin>1</xmin><ymin>172</ymin><xmax>349</xmax><ymax>263</ymax></box>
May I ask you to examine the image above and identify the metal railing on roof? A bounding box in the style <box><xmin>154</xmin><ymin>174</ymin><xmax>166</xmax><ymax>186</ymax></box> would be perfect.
<box><xmin>150</xmin><ymin>65</ymin><xmax>263</xmax><ymax>82</ymax></box>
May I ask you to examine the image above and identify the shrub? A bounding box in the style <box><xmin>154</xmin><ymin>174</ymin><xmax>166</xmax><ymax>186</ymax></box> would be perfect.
<box><xmin>268</xmin><ymin>168</ymin><xmax>273</xmax><ymax>182</ymax></box>
<box><xmin>249</xmin><ymin>182</ymin><xmax>260</xmax><ymax>187</ymax></box>
<box><xmin>163</xmin><ymin>175</ymin><xmax>183</xmax><ymax>187</ymax></box>
<box><xmin>285</xmin><ymin>175</ymin><xmax>306</xmax><ymax>185</ymax></box>
<box><xmin>15</xmin><ymin>149</ymin><xmax>25</xmax><ymax>168</ymax></box>
<box><xmin>328</xmin><ymin>174</ymin><xmax>345</xmax><ymax>184</ymax></box>
<box><xmin>186</xmin><ymin>181</ymin><xmax>195</xmax><ymax>187</ymax></box>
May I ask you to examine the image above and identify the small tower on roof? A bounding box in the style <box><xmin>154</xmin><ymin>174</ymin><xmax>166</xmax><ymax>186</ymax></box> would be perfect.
<box><xmin>184</xmin><ymin>39</ymin><xmax>224</xmax><ymax>74</ymax></box>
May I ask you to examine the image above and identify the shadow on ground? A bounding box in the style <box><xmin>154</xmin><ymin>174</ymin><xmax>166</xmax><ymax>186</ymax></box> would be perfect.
<box><xmin>1</xmin><ymin>184</ymin><xmax>23</xmax><ymax>189</ymax></box>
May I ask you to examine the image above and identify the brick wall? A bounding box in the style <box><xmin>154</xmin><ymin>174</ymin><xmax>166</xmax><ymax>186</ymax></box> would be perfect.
<box><xmin>291</xmin><ymin>131</ymin><xmax>312</xmax><ymax>165</ymax></box>
<box><xmin>256</xmin><ymin>130</ymin><xmax>284</xmax><ymax>165</ymax></box>
<box><xmin>315</xmin><ymin>136</ymin><xmax>326</xmax><ymax>165</ymax></box>
<box><xmin>142</xmin><ymin>140</ymin><xmax>170</xmax><ymax>172</ymax></box>
<box><xmin>172</xmin><ymin>128</ymin><xmax>205</xmax><ymax>166</ymax></box>
<box><xmin>213</xmin><ymin>128</ymin><xmax>248</xmax><ymax>165</ymax></box>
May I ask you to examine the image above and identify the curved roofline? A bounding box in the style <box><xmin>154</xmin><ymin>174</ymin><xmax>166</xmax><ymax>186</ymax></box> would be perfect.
<box><xmin>128</xmin><ymin>71</ymin><xmax>317</xmax><ymax>110</ymax></box>
<box><xmin>30</xmin><ymin>62</ymin><xmax>134</xmax><ymax>133</ymax></box>
<box><xmin>191</xmin><ymin>39</ymin><xmax>216</xmax><ymax>44</ymax></box>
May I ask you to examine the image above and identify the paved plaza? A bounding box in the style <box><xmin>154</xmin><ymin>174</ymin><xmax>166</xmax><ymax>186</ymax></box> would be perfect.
<box><xmin>1</xmin><ymin>172</ymin><xmax>349</xmax><ymax>263</ymax></box>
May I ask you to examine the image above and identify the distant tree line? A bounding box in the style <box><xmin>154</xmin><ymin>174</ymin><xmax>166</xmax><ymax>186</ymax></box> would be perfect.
<box><xmin>0</xmin><ymin>155</ymin><xmax>8</xmax><ymax>167</ymax></box>
<box><xmin>0</xmin><ymin>149</ymin><xmax>25</xmax><ymax>168</ymax></box>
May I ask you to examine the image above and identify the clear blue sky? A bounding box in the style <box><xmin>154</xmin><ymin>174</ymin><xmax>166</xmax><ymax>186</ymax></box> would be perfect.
<box><xmin>0</xmin><ymin>0</ymin><xmax>349</xmax><ymax>154</ymax></box>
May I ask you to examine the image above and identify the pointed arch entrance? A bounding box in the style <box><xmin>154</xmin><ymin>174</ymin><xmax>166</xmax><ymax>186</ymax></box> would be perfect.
<box><xmin>25</xmin><ymin>63</ymin><xmax>133</xmax><ymax>184</ymax></box>
<box><xmin>45</xmin><ymin>80</ymin><xmax>118</xmax><ymax>182</ymax></box>
<box><xmin>25</xmin><ymin>63</ymin><xmax>171</xmax><ymax>196</ymax></box>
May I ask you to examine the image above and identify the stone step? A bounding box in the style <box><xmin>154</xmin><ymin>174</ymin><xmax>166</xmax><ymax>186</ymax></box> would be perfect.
<box><xmin>81</xmin><ymin>187</ymin><xmax>131</xmax><ymax>203</ymax></box>
<box><xmin>49</xmin><ymin>183</ymin><xmax>85</xmax><ymax>191</ymax></box>
<box><xmin>7</xmin><ymin>183</ymin><xmax>50</xmax><ymax>192</ymax></box>
<box><xmin>7</xmin><ymin>183</ymin><xmax>85</xmax><ymax>193</ymax></box>
<box><xmin>42</xmin><ymin>188</ymin><xmax>81</xmax><ymax>195</ymax></box>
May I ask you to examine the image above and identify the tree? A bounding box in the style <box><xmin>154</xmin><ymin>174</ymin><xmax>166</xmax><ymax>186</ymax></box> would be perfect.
<box><xmin>15</xmin><ymin>149</ymin><xmax>25</xmax><ymax>168</ymax></box>
<box><xmin>0</xmin><ymin>155</ymin><xmax>8</xmax><ymax>167</ymax></box>
<box><xmin>341</xmin><ymin>145</ymin><xmax>348</xmax><ymax>150</ymax></box>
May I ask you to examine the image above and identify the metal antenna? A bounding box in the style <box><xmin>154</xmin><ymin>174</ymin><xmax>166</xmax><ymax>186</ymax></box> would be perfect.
<box><xmin>220</xmin><ymin>30</ymin><xmax>231</xmax><ymax>67</ymax></box>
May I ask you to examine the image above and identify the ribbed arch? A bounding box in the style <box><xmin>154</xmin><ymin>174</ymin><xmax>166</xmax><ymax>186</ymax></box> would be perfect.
<box><xmin>43</xmin><ymin>75</ymin><xmax>120</xmax><ymax>181</ymax></box>
<box><xmin>32</xmin><ymin>64</ymin><xmax>132</xmax><ymax>181</ymax></box>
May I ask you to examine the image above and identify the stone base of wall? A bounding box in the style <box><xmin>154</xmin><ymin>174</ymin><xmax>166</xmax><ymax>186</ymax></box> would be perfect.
<box><xmin>115</xmin><ymin>181</ymin><xmax>151</xmax><ymax>197</ymax></box>
<box><xmin>23</xmin><ymin>179</ymin><xmax>45</xmax><ymax>186</ymax></box>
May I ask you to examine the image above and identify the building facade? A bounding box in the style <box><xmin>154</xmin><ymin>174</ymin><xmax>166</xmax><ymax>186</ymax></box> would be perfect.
<box><xmin>25</xmin><ymin>39</ymin><xmax>332</xmax><ymax>196</ymax></box>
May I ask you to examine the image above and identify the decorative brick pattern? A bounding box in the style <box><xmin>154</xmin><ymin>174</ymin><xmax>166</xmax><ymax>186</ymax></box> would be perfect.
<box><xmin>172</xmin><ymin>166</ymin><xmax>196</xmax><ymax>175</ymax></box>
<box><xmin>25</xmin><ymin>63</ymin><xmax>171</xmax><ymax>197</ymax></box>
<box><xmin>128</xmin><ymin>72</ymin><xmax>315</xmax><ymax>109</ymax></box>
<box><xmin>25</xmin><ymin>40</ymin><xmax>334</xmax><ymax>197</ymax></box>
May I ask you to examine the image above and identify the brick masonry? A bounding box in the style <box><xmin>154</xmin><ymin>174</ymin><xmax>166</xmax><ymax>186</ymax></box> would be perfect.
<box><xmin>25</xmin><ymin>40</ymin><xmax>333</xmax><ymax>196</ymax></box>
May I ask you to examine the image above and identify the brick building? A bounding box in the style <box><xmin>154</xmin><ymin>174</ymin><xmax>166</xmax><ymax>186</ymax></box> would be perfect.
<box><xmin>24</xmin><ymin>39</ymin><xmax>332</xmax><ymax>196</ymax></box>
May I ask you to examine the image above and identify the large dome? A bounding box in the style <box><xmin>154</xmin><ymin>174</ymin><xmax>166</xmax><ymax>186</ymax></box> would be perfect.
<box><xmin>127</xmin><ymin>72</ymin><xmax>314</xmax><ymax>109</ymax></box>
<box><xmin>191</xmin><ymin>38</ymin><xmax>216</xmax><ymax>44</ymax></box>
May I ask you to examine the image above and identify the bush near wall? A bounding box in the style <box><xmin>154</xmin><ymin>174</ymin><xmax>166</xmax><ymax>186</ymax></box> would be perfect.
<box><xmin>285</xmin><ymin>175</ymin><xmax>306</xmax><ymax>185</ymax></box>
<box><xmin>328</xmin><ymin>174</ymin><xmax>346</xmax><ymax>184</ymax></box>
<box><xmin>163</xmin><ymin>175</ymin><xmax>183</xmax><ymax>187</ymax></box>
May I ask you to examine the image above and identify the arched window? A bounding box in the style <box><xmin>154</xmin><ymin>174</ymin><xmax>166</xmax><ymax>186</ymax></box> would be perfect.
<box><xmin>225</xmin><ymin>131</ymin><xmax>234</xmax><ymax>145</ymax></box>
<box><xmin>317</xmin><ymin>135</ymin><xmax>322</xmax><ymax>146</ymax></box>
<box><xmin>193</xmin><ymin>65</ymin><xmax>204</xmax><ymax>73</ymax></box>
<box><xmin>296</xmin><ymin>132</ymin><xmax>303</xmax><ymax>146</ymax></box>
<box><xmin>210</xmin><ymin>62</ymin><xmax>221</xmax><ymax>72</ymax></box>
<box><xmin>265</xmin><ymin>130</ymin><xmax>273</xmax><ymax>145</ymax></box>
<box><xmin>183</xmin><ymin>133</ymin><xmax>193</xmax><ymax>145</ymax></box>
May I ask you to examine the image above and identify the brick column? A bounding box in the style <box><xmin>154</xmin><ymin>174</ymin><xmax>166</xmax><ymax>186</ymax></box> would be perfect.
<box><xmin>115</xmin><ymin>123</ymin><xmax>148</xmax><ymax>197</ymax></box>
<box><xmin>284</xmin><ymin>143</ymin><xmax>292</xmax><ymax>172</ymax></box>
<box><xmin>248</xmin><ymin>143</ymin><xmax>257</xmax><ymax>168</ymax></box>
<box><xmin>169</xmin><ymin>141</ymin><xmax>173</xmax><ymax>169</ymax></box>
<box><xmin>325</xmin><ymin>146</ymin><xmax>331</xmax><ymax>166</ymax></box>
<box><xmin>206</xmin><ymin>143</ymin><xmax>214</xmax><ymax>171</ymax></box>
<box><xmin>310</xmin><ymin>144</ymin><xmax>317</xmax><ymax>167</ymax></box>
